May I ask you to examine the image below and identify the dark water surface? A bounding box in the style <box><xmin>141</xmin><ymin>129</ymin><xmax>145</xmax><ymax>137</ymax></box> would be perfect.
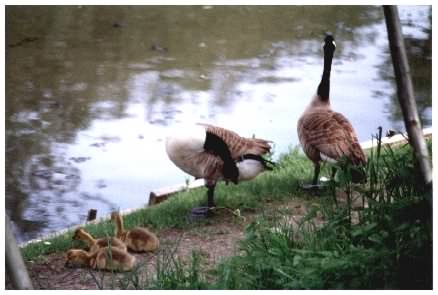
<box><xmin>5</xmin><ymin>6</ymin><xmax>431</xmax><ymax>242</ymax></box>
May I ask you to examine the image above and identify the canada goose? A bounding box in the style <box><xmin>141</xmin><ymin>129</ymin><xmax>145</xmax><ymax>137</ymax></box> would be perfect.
<box><xmin>297</xmin><ymin>34</ymin><xmax>366</xmax><ymax>188</ymax></box>
<box><xmin>165</xmin><ymin>123</ymin><xmax>275</xmax><ymax>214</ymax></box>
<box><xmin>111</xmin><ymin>212</ymin><xmax>159</xmax><ymax>252</ymax></box>
<box><xmin>72</xmin><ymin>227</ymin><xmax>127</xmax><ymax>254</ymax></box>
<box><xmin>65</xmin><ymin>247</ymin><xmax>136</xmax><ymax>272</ymax></box>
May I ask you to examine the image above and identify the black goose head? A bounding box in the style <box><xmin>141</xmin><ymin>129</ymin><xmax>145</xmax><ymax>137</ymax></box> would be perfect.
<box><xmin>323</xmin><ymin>34</ymin><xmax>336</xmax><ymax>53</ymax></box>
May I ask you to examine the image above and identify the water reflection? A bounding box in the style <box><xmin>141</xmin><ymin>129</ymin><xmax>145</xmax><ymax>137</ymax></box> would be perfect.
<box><xmin>5</xmin><ymin>6</ymin><xmax>431</xmax><ymax>242</ymax></box>
<box><xmin>377</xmin><ymin>6</ymin><xmax>432</xmax><ymax>129</ymax></box>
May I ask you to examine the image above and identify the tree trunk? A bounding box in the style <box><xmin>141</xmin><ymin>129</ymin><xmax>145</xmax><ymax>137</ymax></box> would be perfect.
<box><xmin>5</xmin><ymin>214</ymin><xmax>34</xmax><ymax>289</ymax></box>
<box><xmin>383</xmin><ymin>5</ymin><xmax>432</xmax><ymax>203</ymax></box>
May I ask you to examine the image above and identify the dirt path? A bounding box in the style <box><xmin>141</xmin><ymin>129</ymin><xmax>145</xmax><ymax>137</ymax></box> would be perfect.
<box><xmin>7</xmin><ymin>210</ymin><xmax>249</xmax><ymax>289</ymax></box>
<box><xmin>7</xmin><ymin>199</ymin><xmax>314</xmax><ymax>289</ymax></box>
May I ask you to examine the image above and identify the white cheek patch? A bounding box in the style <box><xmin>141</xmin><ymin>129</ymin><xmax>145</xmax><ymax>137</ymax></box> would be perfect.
<box><xmin>320</xmin><ymin>152</ymin><xmax>337</xmax><ymax>164</ymax></box>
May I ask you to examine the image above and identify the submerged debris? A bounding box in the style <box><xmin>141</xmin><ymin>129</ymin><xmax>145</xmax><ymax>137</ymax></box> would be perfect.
<box><xmin>8</xmin><ymin>36</ymin><xmax>39</xmax><ymax>48</ymax></box>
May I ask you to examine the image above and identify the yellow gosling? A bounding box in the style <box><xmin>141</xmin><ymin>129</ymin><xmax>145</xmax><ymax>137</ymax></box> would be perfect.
<box><xmin>111</xmin><ymin>212</ymin><xmax>159</xmax><ymax>252</ymax></box>
<box><xmin>72</xmin><ymin>227</ymin><xmax>127</xmax><ymax>254</ymax></box>
<box><xmin>65</xmin><ymin>247</ymin><xmax>135</xmax><ymax>272</ymax></box>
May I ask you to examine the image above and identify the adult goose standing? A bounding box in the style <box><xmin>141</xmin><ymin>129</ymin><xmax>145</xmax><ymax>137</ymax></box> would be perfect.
<box><xmin>297</xmin><ymin>34</ymin><xmax>366</xmax><ymax>188</ymax></box>
<box><xmin>165</xmin><ymin>123</ymin><xmax>275</xmax><ymax>215</ymax></box>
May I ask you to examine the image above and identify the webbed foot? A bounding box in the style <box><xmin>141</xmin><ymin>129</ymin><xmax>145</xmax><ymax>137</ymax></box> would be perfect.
<box><xmin>301</xmin><ymin>183</ymin><xmax>327</xmax><ymax>190</ymax></box>
<box><xmin>189</xmin><ymin>206</ymin><xmax>213</xmax><ymax>221</ymax></box>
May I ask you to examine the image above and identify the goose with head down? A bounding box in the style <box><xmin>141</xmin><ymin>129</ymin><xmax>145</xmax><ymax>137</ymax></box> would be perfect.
<box><xmin>297</xmin><ymin>34</ymin><xmax>367</xmax><ymax>188</ymax></box>
<box><xmin>165</xmin><ymin>123</ymin><xmax>275</xmax><ymax>216</ymax></box>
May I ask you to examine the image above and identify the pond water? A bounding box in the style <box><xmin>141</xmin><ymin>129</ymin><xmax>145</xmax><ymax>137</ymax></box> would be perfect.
<box><xmin>5</xmin><ymin>6</ymin><xmax>431</xmax><ymax>243</ymax></box>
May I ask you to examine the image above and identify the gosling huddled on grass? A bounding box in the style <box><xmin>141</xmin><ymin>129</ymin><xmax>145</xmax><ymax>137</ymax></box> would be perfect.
<box><xmin>65</xmin><ymin>247</ymin><xmax>136</xmax><ymax>272</ymax></box>
<box><xmin>72</xmin><ymin>227</ymin><xmax>127</xmax><ymax>254</ymax></box>
<box><xmin>111</xmin><ymin>211</ymin><xmax>159</xmax><ymax>252</ymax></box>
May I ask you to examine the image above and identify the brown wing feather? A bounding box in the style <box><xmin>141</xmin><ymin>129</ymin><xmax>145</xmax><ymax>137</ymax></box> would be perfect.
<box><xmin>331</xmin><ymin>112</ymin><xmax>366</xmax><ymax>165</ymax></box>
<box><xmin>198</xmin><ymin>123</ymin><xmax>272</xmax><ymax>159</ymax></box>
<box><xmin>298</xmin><ymin>110</ymin><xmax>366</xmax><ymax>165</ymax></box>
<box><xmin>192</xmin><ymin>149</ymin><xmax>224</xmax><ymax>181</ymax></box>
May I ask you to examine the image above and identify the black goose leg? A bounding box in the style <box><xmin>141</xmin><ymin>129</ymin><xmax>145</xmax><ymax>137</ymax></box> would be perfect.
<box><xmin>330</xmin><ymin>166</ymin><xmax>338</xmax><ymax>206</ymax></box>
<box><xmin>312</xmin><ymin>163</ymin><xmax>321</xmax><ymax>185</ymax></box>
<box><xmin>302</xmin><ymin>163</ymin><xmax>324</xmax><ymax>190</ymax></box>
<box><xmin>207</xmin><ymin>184</ymin><xmax>216</xmax><ymax>208</ymax></box>
<box><xmin>331</xmin><ymin>166</ymin><xmax>337</xmax><ymax>181</ymax></box>
<box><xmin>190</xmin><ymin>184</ymin><xmax>216</xmax><ymax>220</ymax></box>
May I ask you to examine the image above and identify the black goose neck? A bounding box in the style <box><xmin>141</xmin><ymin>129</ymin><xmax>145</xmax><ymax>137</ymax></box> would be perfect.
<box><xmin>317</xmin><ymin>45</ymin><xmax>335</xmax><ymax>102</ymax></box>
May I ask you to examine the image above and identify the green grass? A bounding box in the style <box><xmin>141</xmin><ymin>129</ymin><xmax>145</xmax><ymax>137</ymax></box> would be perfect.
<box><xmin>206</xmin><ymin>136</ymin><xmax>433</xmax><ymax>290</ymax></box>
<box><xmin>121</xmin><ymin>136</ymin><xmax>431</xmax><ymax>290</ymax></box>
<box><xmin>20</xmin><ymin>137</ymin><xmax>432</xmax><ymax>290</ymax></box>
<box><xmin>21</xmin><ymin>147</ymin><xmax>314</xmax><ymax>261</ymax></box>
